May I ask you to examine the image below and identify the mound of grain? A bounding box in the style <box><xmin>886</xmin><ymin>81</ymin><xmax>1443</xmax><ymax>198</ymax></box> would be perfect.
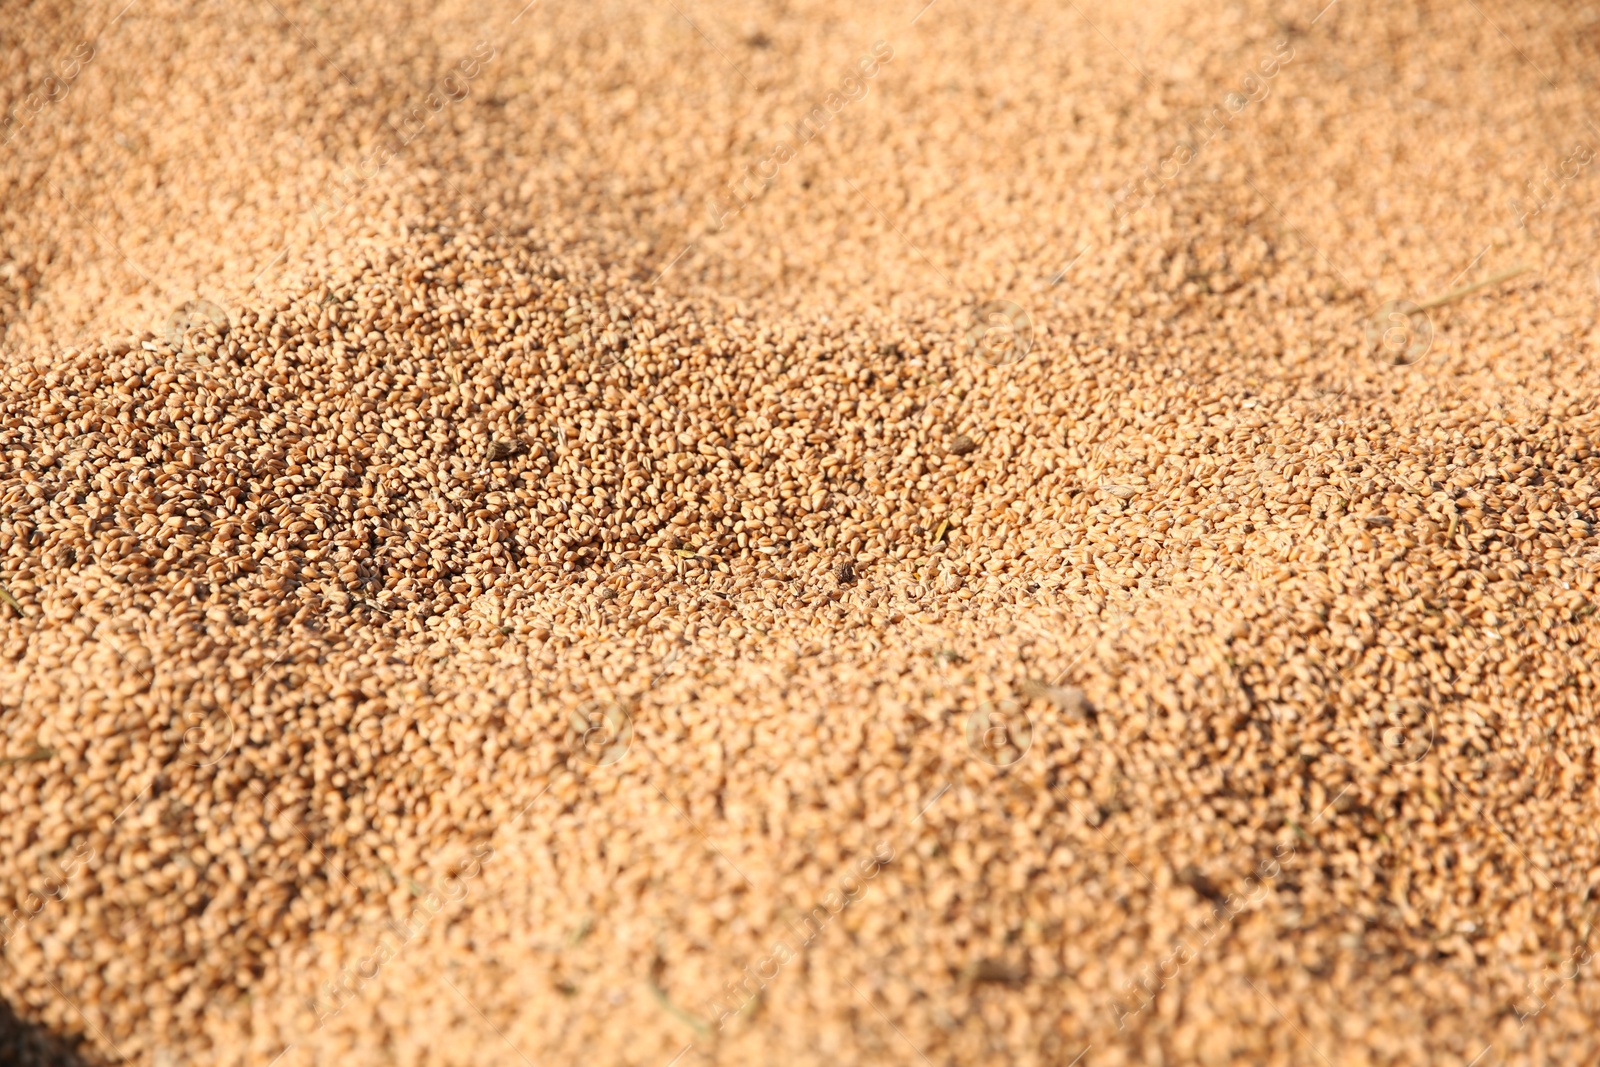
<box><xmin>3</xmin><ymin>0</ymin><xmax>1600</xmax><ymax>1064</ymax></box>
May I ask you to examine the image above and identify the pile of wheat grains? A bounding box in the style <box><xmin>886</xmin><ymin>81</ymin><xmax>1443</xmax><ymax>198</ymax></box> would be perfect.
<box><xmin>3</xmin><ymin>0</ymin><xmax>1600</xmax><ymax>1064</ymax></box>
